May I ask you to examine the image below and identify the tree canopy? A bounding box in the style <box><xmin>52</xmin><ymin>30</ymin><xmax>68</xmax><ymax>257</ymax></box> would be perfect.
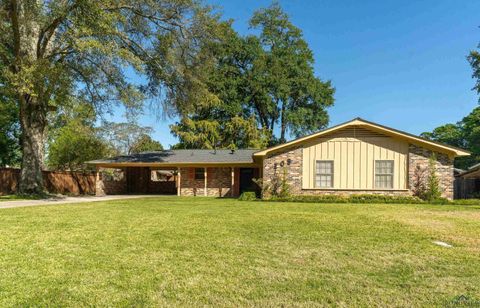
<box><xmin>0</xmin><ymin>98</ymin><xmax>21</xmax><ymax>167</ymax></box>
<box><xmin>100</xmin><ymin>122</ymin><xmax>157</xmax><ymax>155</ymax></box>
<box><xmin>170</xmin><ymin>2</ymin><xmax>334</xmax><ymax>149</ymax></box>
<box><xmin>129</xmin><ymin>134</ymin><xmax>164</xmax><ymax>154</ymax></box>
<box><xmin>1</xmin><ymin>0</ymin><xmax>224</xmax><ymax>193</ymax></box>
<box><xmin>250</xmin><ymin>3</ymin><xmax>334</xmax><ymax>143</ymax></box>
<box><xmin>47</xmin><ymin>120</ymin><xmax>112</xmax><ymax>171</ymax></box>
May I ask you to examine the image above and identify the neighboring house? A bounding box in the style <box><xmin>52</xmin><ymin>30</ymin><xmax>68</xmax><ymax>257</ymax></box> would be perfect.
<box><xmin>455</xmin><ymin>163</ymin><xmax>480</xmax><ymax>199</ymax></box>
<box><xmin>89</xmin><ymin>118</ymin><xmax>470</xmax><ymax>199</ymax></box>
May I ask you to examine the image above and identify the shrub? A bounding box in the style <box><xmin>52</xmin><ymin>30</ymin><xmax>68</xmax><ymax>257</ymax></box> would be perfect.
<box><xmin>412</xmin><ymin>154</ymin><xmax>443</xmax><ymax>201</ymax></box>
<box><xmin>423</xmin><ymin>154</ymin><xmax>442</xmax><ymax>201</ymax></box>
<box><xmin>268</xmin><ymin>194</ymin><xmax>424</xmax><ymax>204</ymax></box>
<box><xmin>238</xmin><ymin>192</ymin><xmax>257</xmax><ymax>201</ymax></box>
<box><xmin>254</xmin><ymin>167</ymin><xmax>291</xmax><ymax>199</ymax></box>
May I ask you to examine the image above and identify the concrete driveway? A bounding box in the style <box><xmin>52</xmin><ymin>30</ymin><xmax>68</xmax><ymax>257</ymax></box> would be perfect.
<box><xmin>0</xmin><ymin>195</ymin><xmax>163</xmax><ymax>209</ymax></box>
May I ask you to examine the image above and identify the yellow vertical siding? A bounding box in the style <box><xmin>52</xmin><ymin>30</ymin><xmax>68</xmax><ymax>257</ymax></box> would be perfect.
<box><xmin>302</xmin><ymin>135</ymin><xmax>408</xmax><ymax>190</ymax></box>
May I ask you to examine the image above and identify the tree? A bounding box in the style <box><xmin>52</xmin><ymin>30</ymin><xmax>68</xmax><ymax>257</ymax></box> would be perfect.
<box><xmin>250</xmin><ymin>2</ymin><xmax>334</xmax><ymax>143</ymax></box>
<box><xmin>171</xmin><ymin>116</ymin><xmax>270</xmax><ymax>149</ymax></box>
<box><xmin>421</xmin><ymin>39</ymin><xmax>480</xmax><ymax>170</ymax></box>
<box><xmin>0</xmin><ymin>58</ymin><xmax>20</xmax><ymax>167</ymax></box>
<box><xmin>129</xmin><ymin>134</ymin><xmax>163</xmax><ymax>154</ymax></box>
<box><xmin>171</xmin><ymin>3</ymin><xmax>334</xmax><ymax>148</ymax></box>
<box><xmin>468</xmin><ymin>42</ymin><xmax>480</xmax><ymax>98</ymax></box>
<box><xmin>0</xmin><ymin>0</ymin><xmax>223</xmax><ymax>194</ymax></box>
<box><xmin>0</xmin><ymin>98</ymin><xmax>21</xmax><ymax>167</ymax></box>
<box><xmin>420</xmin><ymin>124</ymin><xmax>465</xmax><ymax>149</ymax></box>
<box><xmin>170</xmin><ymin>23</ymin><xmax>272</xmax><ymax>149</ymax></box>
<box><xmin>421</xmin><ymin>108</ymin><xmax>480</xmax><ymax>169</ymax></box>
<box><xmin>47</xmin><ymin>121</ymin><xmax>112</xmax><ymax>171</ymax></box>
<box><xmin>425</xmin><ymin>154</ymin><xmax>442</xmax><ymax>201</ymax></box>
<box><xmin>100</xmin><ymin>121</ymin><xmax>155</xmax><ymax>155</ymax></box>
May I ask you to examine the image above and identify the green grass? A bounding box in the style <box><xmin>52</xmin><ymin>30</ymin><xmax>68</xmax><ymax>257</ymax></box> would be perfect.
<box><xmin>0</xmin><ymin>197</ymin><xmax>479</xmax><ymax>306</ymax></box>
<box><xmin>0</xmin><ymin>195</ymin><xmax>38</xmax><ymax>201</ymax></box>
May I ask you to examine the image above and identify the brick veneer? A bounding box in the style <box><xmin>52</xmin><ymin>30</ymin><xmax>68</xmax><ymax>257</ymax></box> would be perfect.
<box><xmin>95</xmin><ymin>169</ymin><xmax>127</xmax><ymax>196</ymax></box>
<box><xmin>179</xmin><ymin>167</ymin><xmax>232</xmax><ymax>197</ymax></box>
<box><xmin>263</xmin><ymin>147</ymin><xmax>303</xmax><ymax>198</ymax></box>
<box><xmin>408</xmin><ymin>144</ymin><xmax>454</xmax><ymax>199</ymax></box>
<box><xmin>262</xmin><ymin>143</ymin><xmax>455</xmax><ymax>199</ymax></box>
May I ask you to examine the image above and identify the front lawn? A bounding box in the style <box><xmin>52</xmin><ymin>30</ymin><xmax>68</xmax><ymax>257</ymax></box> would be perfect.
<box><xmin>0</xmin><ymin>197</ymin><xmax>479</xmax><ymax>306</ymax></box>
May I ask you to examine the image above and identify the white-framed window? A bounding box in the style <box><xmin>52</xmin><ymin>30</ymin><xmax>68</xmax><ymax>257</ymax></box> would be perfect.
<box><xmin>315</xmin><ymin>160</ymin><xmax>333</xmax><ymax>188</ymax></box>
<box><xmin>375</xmin><ymin>160</ymin><xmax>394</xmax><ymax>189</ymax></box>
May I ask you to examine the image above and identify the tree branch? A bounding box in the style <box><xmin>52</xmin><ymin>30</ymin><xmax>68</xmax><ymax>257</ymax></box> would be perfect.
<box><xmin>9</xmin><ymin>0</ymin><xmax>20</xmax><ymax>70</ymax></box>
<box><xmin>37</xmin><ymin>1</ymin><xmax>79</xmax><ymax>59</ymax></box>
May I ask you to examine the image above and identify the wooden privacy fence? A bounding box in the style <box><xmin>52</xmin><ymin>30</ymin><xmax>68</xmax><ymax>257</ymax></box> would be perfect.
<box><xmin>0</xmin><ymin>168</ymin><xmax>96</xmax><ymax>195</ymax></box>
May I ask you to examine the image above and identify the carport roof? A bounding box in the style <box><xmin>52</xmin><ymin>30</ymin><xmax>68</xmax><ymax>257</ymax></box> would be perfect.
<box><xmin>87</xmin><ymin>149</ymin><xmax>258</xmax><ymax>166</ymax></box>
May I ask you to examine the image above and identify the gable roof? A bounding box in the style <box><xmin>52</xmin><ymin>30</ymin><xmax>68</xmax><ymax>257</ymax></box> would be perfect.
<box><xmin>88</xmin><ymin>149</ymin><xmax>258</xmax><ymax>167</ymax></box>
<box><xmin>253</xmin><ymin>118</ymin><xmax>470</xmax><ymax>157</ymax></box>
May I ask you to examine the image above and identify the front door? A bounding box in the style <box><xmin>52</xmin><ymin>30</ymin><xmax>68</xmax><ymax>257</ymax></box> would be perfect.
<box><xmin>239</xmin><ymin>168</ymin><xmax>256</xmax><ymax>194</ymax></box>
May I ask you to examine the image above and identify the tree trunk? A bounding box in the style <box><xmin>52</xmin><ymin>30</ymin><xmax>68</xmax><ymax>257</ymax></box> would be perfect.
<box><xmin>279</xmin><ymin>101</ymin><xmax>287</xmax><ymax>144</ymax></box>
<box><xmin>18</xmin><ymin>95</ymin><xmax>47</xmax><ymax>195</ymax></box>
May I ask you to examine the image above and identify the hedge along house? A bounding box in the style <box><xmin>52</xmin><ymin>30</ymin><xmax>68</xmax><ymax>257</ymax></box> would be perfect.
<box><xmin>88</xmin><ymin>118</ymin><xmax>470</xmax><ymax>199</ymax></box>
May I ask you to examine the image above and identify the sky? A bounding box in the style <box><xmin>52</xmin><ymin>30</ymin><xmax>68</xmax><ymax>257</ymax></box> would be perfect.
<box><xmin>112</xmin><ymin>0</ymin><xmax>480</xmax><ymax>148</ymax></box>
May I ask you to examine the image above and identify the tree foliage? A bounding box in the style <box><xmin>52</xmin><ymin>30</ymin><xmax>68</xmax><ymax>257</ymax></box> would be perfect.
<box><xmin>0</xmin><ymin>95</ymin><xmax>21</xmax><ymax>167</ymax></box>
<box><xmin>0</xmin><ymin>0</ymin><xmax>223</xmax><ymax>193</ymax></box>
<box><xmin>422</xmin><ymin>40</ymin><xmax>480</xmax><ymax>170</ymax></box>
<box><xmin>421</xmin><ymin>106</ymin><xmax>480</xmax><ymax>170</ymax></box>
<box><xmin>425</xmin><ymin>154</ymin><xmax>442</xmax><ymax>201</ymax></box>
<box><xmin>47</xmin><ymin>121</ymin><xmax>112</xmax><ymax>171</ymax></box>
<box><xmin>99</xmin><ymin>121</ymin><xmax>156</xmax><ymax>155</ymax></box>
<box><xmin>468</xmin><ymin>43</ymin><xmax>480</xmax><ymax>98</ymax></box>
<box><xmin>171</xmin><ymin>2</ymin><xmax>334</xmax><ymax>148</ymax></box>
<box><xmin>172</xmin><ymin>116</ymin><xmax>270</xmax><ymax>149</ymax></box>
<box><xmin>129</xmin><ymin>134</ymin><xmax>163</xmax><ymax>154</ymax></box>
<box><xmin>250</xmin><ymin>2</ymin><xmax>334</xmax><ymax>142</ymax></box>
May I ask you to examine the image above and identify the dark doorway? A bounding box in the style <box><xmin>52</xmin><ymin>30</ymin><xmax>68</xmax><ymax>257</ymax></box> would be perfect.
<box><xmin>126</xmin><ymin>167</ymin><xmax>149</xmax><ymax>194</ymax></box>
<box><xmin>239</xmin><ymin>168</ymin><xmax>257</xmax><ymax>195</ymax></box>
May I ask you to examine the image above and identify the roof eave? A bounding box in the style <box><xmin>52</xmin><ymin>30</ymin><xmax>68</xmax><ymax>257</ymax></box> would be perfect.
<box><xmin>253</xmin><ymin>118</ymin><xmax>471</xmax><ymax>158</ymax></box>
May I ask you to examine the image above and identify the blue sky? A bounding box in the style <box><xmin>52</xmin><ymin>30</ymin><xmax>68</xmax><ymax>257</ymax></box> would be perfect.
<box><xmin>112</xmin><ymin>0</ymin><xmax>480</xmax><ymax>148</ymax></box>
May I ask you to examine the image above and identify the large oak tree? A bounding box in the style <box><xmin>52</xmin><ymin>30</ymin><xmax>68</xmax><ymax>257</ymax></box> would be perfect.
<box><xmin>0</xmin><ymin>0</ymin><xmax>222</xmax><ymax>194</ymax></box>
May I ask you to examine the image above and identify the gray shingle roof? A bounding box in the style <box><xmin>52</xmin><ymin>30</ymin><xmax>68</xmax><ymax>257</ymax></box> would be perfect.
<box><xmin>88</xmin><ymin>149</ymin><xmax>257</xmax><ymax>165</ymax></box>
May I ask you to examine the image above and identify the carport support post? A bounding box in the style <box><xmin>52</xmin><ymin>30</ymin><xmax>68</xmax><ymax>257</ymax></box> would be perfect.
<box><xmin>231</xmin><ymin>167</ymin><xmax>234</xmax><ymax>197</ymax></box>
<box><xmin>177</xmin><ymin>167</ymin><xmax>181</xmax><ymax>196</ymax></box>
<box><xmin>95</xmin><ymin>166</ymin><xmax>103</xmax><ymax>196</ymax></box>
<box><xmin>204</xmin><ymin>168</ymin><xmax>207</xmax><ymax>196</ymax></box>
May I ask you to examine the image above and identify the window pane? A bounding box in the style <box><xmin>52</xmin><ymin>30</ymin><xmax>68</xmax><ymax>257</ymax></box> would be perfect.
<box><xmin>375</xmin><ymin>161</ymin><xmax>393</xmax><ymax>174</ymax></box>
<box><xmin>375</xmin><ymin>174</ymin><xmax>392</xmax><ymax>189</ymax></box>
<box><xmin>375</xmin><ymin>161</ymin><xmax>393</xmax><ymax>188</ymax></box>
<box><xmin>315</xmin><ymin>161</ymin><xmax>333</xmax><ymax>188</ymax></box>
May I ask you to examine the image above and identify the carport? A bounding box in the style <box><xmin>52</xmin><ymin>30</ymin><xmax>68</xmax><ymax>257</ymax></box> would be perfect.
<box><xmin>88</xmin><ymin>149</ymin><xmax>261</xmax><ymax>197</ymax></box>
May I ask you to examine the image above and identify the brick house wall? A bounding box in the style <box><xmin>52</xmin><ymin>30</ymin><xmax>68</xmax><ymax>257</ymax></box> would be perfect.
<box><xmin>262</xmin><ymin>144</ymin><xmax>455</xmax><ymax>199</ymax></box>
<box><xmin>96</xmin><ymin>169</ymin><xmax>127</xmax><ymax>195</ymax></box>
<box><xmin>179</xmin><ymin>167</ymin><xmax>233</xmax><ymax>197</ymax></box>
<box><xmin>408</xmin><ymin>144</ymin><xmax>454</xmax><ymax>199</ymax></box>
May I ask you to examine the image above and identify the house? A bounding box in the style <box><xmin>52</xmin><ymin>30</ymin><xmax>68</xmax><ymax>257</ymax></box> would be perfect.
<box><xmin>455</xmin><ymin>163</ymin><xmax>480</xmax><ymax>198</ymax></box>
<box><xmin>88</xmin><ymin>118</ymin><xmax>470</xmax><ymax>199</ymax></box>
